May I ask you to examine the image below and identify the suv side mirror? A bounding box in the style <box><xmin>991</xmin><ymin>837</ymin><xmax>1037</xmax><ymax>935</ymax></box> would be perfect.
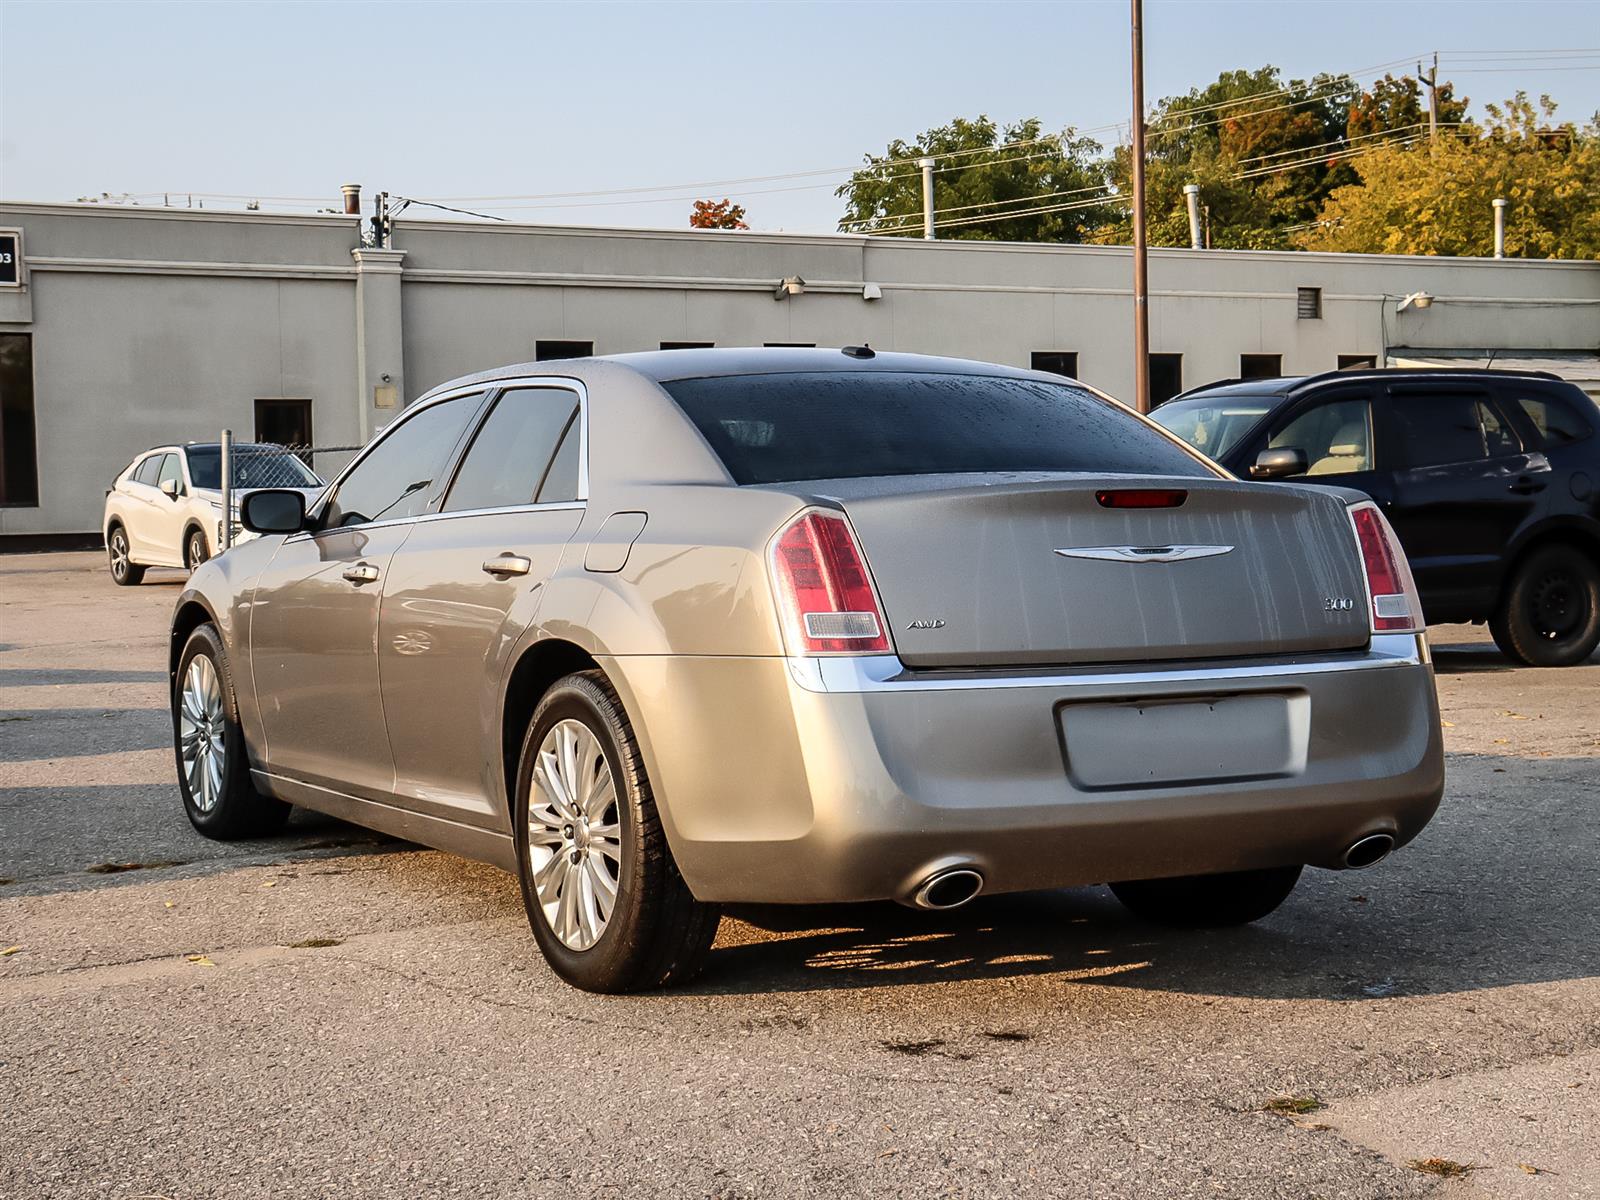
<box><xmin>159</xmin><ymin>478</ymin><xmax>181</xmax><ymax>499</ymax></box>
<box><xmin>1250</xmin><ymin>447</ymin><xmax>1309</xmax><ymax>480</ymax></box>
<box><xmin>241</xmin><ymin>489</ymin><xmax>308</xmax><ymax>534</ymax></box>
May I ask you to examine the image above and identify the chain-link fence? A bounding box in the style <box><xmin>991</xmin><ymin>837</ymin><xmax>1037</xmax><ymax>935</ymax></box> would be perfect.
<box><xmin>199</xmin><ymin>440</ymin><xmax>361</xmax><ymax>491</ymax></box>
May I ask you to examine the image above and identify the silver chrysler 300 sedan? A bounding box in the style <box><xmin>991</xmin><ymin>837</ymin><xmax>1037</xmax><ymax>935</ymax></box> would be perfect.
<box><xmin>170</xmin><ymin>348</ymin><xmax>1444</xmax><ymax>992</ymax></box>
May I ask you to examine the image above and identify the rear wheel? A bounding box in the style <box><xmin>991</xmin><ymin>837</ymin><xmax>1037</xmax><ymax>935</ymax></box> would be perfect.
<box><xmin>107</xmin><ymin>525</ymin><xmax>145</xmax><ymax>586</ymax></box>
<box><xmin>1490</xmin><ymin>545</ymin><xmax>1600</xmax><ymax>668</ymax></box>
<box><xmin>173</xmin><ymin>623</ymin><xmax>290</xmax><ymax>838</ymax></box>
<box><xmin>185</xmin><ymin>528</ymin><xmax>210</xmax><ymax>570</ymax></box>
<box><xmin>513</xmin><ymin>671</ymin><xmax>719</xmax><ymax>992</ymax></box>
<box><xmin>1110</xmin><ymin>865</ymin><xmax>1303</xmax><ymax>928</ymax></box>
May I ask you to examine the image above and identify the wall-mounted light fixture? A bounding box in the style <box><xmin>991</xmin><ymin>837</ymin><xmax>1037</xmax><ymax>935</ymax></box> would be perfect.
<box><xmin>861</xmin><ymin>282</ymin><xmax>883</xmax><ymax>302</ymax></box>
<box><xmin>773</xmin><ymin>276</ymin><xmax>805</xmax><ymax>301</ymax></box>
<box><xmin>1396</xmin><ymin>291</ymin><xmax>1435</xmax><ymax>313</ymax></box>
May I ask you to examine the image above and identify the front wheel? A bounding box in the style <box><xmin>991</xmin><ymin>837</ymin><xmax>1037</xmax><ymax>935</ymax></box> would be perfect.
<box><xmin>185</xmin><ymin>528</ymin><xmax>210</xmax><ymax>570</ymax></box>
<box><xmin>514</xmin><ymin>671</ymin><xmax>719</xmax><ymax>992</ymax></box>
<box><xmin>1110</xmin><ymin>865</ymin><xmax>1303</xmax><ymax>928</ymax></box>
<box><xmin>1489</xmin><ymin>545</ymin><xmax>1600</xmax><ymax>668</ymax></box>
<box><xmin>107</xmin><ymin>526</ymin><xmax>145</xmax><ymax>586</ymax></box>
<box><xmin>173</xmin><ymin>623</ymin><xmax>290</xmax><ymax>839</ymax></box>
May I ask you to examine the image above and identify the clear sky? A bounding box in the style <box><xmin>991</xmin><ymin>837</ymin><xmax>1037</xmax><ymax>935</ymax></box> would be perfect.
<box><xmin>2</xmin><ymin>0</ymin><xmax>1597</xmax><ymax>233</ymax></box>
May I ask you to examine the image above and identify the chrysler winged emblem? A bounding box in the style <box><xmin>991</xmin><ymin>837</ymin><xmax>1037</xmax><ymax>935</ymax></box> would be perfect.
<box><xmin>1053</xmin><ymin>545</ymin><xmax>1234</xmax><ymax>564</ymax></box>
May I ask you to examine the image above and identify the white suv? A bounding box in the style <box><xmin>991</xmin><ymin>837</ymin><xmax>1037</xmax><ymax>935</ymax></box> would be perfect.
<box><xmin>103</xmin><ymin>443</ymin><xmax>324</xmax><ymax>585</ymax></box>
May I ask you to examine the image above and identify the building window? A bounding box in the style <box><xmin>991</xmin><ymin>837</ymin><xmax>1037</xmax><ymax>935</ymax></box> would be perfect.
<box><xmin>1337</xmin><ymin>355</ymin><xmax>1377</xmax><ymax>370</ymax></box>
<box><xmin>255</xmin><ymin>398</ymin><xmax>314</xmax><ymax>450</ymax></box>
<box><xmin>1148</xmin><ymin>354</ymin><xmax>1183</xmax><ymax>408</ymax></box>
<box><xmin>535</xmin><ymin>340</ymin><xmax>593</xmax><ymax>361</ymax></box>
<box><xmin>1031</xmin><ymin>351</ymin><xmax>1078</xmax><ymax>378</ymax></box>
<box><xmin>0</xmin><ymin>332</ymin><xmax>38</xmax><ymax>507</ymax></box>
<box><xmin>1296</xmin><ymin>287</ymin><xmax>1323</xmax><ymax>320</ymax></box>
<box><xmin>1240</xmin><ymin>354</ymin><xmax>1282</xmax><ymax>380</ymax></box>
<box><xmin>660</xmin><ymin>341</ymin><xmax>715</xmax><ymax>350</ymax></box>
<box><xmin>763</xmin><ymin>342</ymin><xmax>815</xmax><ymax>348</ymax></box>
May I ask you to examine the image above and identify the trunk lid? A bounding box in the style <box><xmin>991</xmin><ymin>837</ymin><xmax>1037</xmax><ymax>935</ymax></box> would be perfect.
<box><xmin>810</xmin><ymin>473</ymin><xmax>1371</xmax><ymax>667</ymax></box>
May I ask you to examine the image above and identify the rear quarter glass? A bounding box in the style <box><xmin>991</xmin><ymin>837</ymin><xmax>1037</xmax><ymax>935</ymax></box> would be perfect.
<box><xmin>663</xmin><ymin>372</ymin><xmax>1212</xmax><ymax>485</ymax></box>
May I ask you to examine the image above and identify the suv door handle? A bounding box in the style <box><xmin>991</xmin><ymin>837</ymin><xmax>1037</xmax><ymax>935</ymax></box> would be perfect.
<box><xmin>342</xmin><ymin>563</ymin><xmax>381</xmax><ymax>584</ymax></box>
<box><xmin>1509</xmin><ymin>477</ymin><xmax>1548</xmax><ymax>495</ymax></box>
<box><xmin>482</xmin><ymin>555</ymin><xmax>532</xmax><ymax>577</ymax></box>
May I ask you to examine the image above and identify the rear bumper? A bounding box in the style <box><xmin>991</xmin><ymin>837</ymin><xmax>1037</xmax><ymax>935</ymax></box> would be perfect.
<box><xmin>603</xmin><ymin>634</ymin><xmax>1444</xmax><ymax>905</ymax></box>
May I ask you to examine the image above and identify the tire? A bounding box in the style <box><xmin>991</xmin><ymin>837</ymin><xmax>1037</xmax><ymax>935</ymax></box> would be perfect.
<box><xmin>172</xmin><ymin>623</ymin><xmax>291</xmax><ymax>839</ymax></box>
<box><xmin>1489</xmin><ymin>544</ymin><xmax>1600</xmax><ymax>668</ymax></box>
<box><xmin>185</xmin><ymin>528</ymin><xmax>210</xmax><ymax>570</ymax></box>
<box><xmin>107</xmin><ymin>524</ymin><xmax>145</xmax><ymax>586</ymax></box>
<box><xmin>513</xmin><ymin>670</ymin><xmax>719</xmax><ymax>993</ymax></box>
<box><xmin>1110</xmin><ymin>865</ymin><xmax>1303</xmax><ymax>928</ymax></box>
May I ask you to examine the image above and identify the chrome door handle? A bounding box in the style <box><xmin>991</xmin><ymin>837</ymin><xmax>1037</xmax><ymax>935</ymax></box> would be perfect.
<box><xmin>342</xmin><ymin>563</ymin><xmax>381</xmax><ymax>584</ymax></box>
<box><xmin>482</xmin><ymin>555</ymin><xmax>532</xmax><ymax>577</ymax></box>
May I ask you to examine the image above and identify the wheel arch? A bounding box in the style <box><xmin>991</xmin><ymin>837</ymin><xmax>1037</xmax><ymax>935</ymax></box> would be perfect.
<box><xmin>181</xmin><ymin>520</ymin><xmax>210</xmax><ymax>565</ymax></box>
<box><xmin>170</xmin><ymin>596</ymin><xmax>222</xmax><ymax>689</ymax></box>
<box><xmin>1498</xmin><ymin>520</ymin><xmax>1600</xmax><ymax>603</ymax></box>
<box><xmin>500</xmin><ymin>638</ymin><xmax>605</xmax><ymax>820</ymax></box>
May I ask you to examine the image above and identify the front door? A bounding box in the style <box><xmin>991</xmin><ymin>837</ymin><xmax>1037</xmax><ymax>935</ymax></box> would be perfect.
<box><xmin>247</xmin><ymin>391</ymin><xmax>485</xmax><ymax>798</ymax></box>
<box><xmin>1253</xmin><ymin>384</ymin><xmax>1388</xmax><ymax>504</ymax></box>
<box><xmin>378</xmin><ymin>385</ymin><xmax>585</xmax><ymax>826</ymax></box>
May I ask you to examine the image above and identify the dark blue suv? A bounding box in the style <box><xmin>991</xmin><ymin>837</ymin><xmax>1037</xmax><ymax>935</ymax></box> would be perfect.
<box><xmin>1152</xmin><ymin>369</ymin><xmax>1600</xmax><ymax>667</ymax></box>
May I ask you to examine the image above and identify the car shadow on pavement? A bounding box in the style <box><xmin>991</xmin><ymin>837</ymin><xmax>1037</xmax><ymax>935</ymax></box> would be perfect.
<box><xmin>0</xmin><ymin>667</ymin><xmax>169</xmax><ymax>686</ymax></box>
<box><xmin>688</xmin><ymin>752</ymin><xmax>1598</xmax><ymax>1002</ymax></box>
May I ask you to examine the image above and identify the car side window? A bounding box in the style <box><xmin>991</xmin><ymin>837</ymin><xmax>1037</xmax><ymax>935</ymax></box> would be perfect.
<box><xmin>133</xmin><ymin>455</ymin><xmax>163</xmax><ymax>486</ymax></box>
<box><xmin>1391</xmin><ymin>393</ymin><xmax>1505</xmax><ymax>468</ymax></box>
<box><xmin>156</xmin><ymin>453</ymin><xmax>183</xmax><ymax>493</ymax></box>
<box><xmin>442</xmin><ymin>389</ymin><xmax>579</xmax><ymax>513</ymax></box>
<box><xmin>322</xmin><ymin>394</ymin><xmax>478</xmax><ymax>529</ymax></box>
<box><xmin>1512</xmin><ymin>393</ymin><xmax>1594</xmax><ymax>447</ymax></box>
<box><xmin>1267</xmin><ymin>397</ymin><xmax>1372</xmax><ymax>475</ymax></box>
<box><xmin>537</xmin><ymin>416</ymin><xmax>581</xmax><ymax>503</ymax></box>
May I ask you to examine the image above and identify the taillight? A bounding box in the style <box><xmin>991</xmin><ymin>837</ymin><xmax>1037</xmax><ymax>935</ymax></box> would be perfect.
<box><xmin>769</xmin><ymin>509</ymin><xmax>890</xmax><ymax>655</ymax></box>
<box><xmin>1347</xmin><ymin>501</ymin><xmax>1424</xmax><ymax>634</ymax></box>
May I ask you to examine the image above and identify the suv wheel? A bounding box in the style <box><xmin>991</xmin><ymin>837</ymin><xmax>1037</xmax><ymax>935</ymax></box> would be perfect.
<box><xmin>513</xmin><ymin>671</ymin><xmax>719</xmax><ymax>992</ymax></box>
<box><xmin>1490</xmin><ymin>545</ymin><xmax>1600</xmax><ymax>668</ymax></box>
<box><xmin>107</xmin><ymin>525</ymin><xmax>145</xmax><ymax>586</ymax></box>
<box><xmin>173</xmin><ymin>623</ymin><xmax>291</xmax><ymax>838</ymax></box>
<box><xmin>185</xmin><ymin>529</ymin><xmax>210</xmax><ymax>570</ymax></box>
<box><xmin>1110</xmin><ymin>865</ymin><xmax>1303</xmax><ymax>928</ymax></box>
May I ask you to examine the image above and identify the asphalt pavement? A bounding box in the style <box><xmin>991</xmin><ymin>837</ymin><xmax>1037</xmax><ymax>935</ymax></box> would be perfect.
<box><xmin>2</xmin><ymin>551</ymin><xmax>1597</xmax><ymax>1199</ymax></box>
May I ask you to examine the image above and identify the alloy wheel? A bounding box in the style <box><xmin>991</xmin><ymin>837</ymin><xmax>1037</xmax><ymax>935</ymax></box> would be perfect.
<box><xmin>528</xmin><ymin>719</ymin><xmax>622</xmax><ymax>951</ymax></box>
<box><xmin>110</xmin><ymin>531</ymin><xmax>129</xmax><ymax>581</ymax></box>
<box><xmin>189</xmin><ymin>532</ymin><xmax>208</xmax><ymax>568</ymax></box>
<box><xmin>179</xmin><ymin>655</ymin><xmax>226</xmax><ymax>813</ymax></box>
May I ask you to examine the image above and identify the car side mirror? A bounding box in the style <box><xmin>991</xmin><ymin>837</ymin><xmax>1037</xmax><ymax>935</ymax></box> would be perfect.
<box><xmin>241</xmin><ymin>489</ymin><xmax>309</xmax><ymax>534</ymax></box>
<box><xmin>159</xmin><ymin>478</ymin><xmax>181</xmax><ymax>499</ymax></box>
<box><xmin>1250</xmin><ymin>447</ymin><xmax>1309</xmax><ymax>480</ymax></box>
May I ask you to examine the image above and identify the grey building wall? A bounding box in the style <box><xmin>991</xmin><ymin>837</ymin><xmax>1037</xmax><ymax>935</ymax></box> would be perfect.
<box><xmin>1</xmin><ymin>201</ymin><xmax>1597</xmax><ymax>536</ymax></box>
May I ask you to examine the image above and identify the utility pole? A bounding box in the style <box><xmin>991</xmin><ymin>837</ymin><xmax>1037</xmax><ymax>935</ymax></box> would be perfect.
<box><xmin>1419</xmin><ymin>53</ymin><xmax>1440</xmax><ymax>149</ymax></box>
<box><xmin>917</xmin><ymin>157</ymin><xmax>937</xmax><ymax>240</ymax></box>
<box><xmin>1129</xmin><ymin>0</ymin><xmax>1150</xmax><ymax>413</ymax></box>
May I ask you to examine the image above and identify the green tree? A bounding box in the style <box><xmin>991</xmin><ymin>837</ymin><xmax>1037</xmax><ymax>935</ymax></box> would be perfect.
<box><xmin>835</xmin><ymin>116</ymin><xmax>1114</xmax><ymax>241</ymax></box>
<box><xmin>1346</xmin><ymin>72</ymin><xmax>1467</xmax><ymax>139</ymax></box>
<box><xmin>1297</xmin><ymin>94</ymin><xmax>1600</xmax><ymax>258</ymax></box>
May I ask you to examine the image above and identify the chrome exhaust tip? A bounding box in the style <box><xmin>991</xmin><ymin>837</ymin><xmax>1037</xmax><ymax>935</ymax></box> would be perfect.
<box><xmin>911</xmin><ymin>868</ymin><xmax>984</xmax><ymax>910</ymax></box>
<box><xmin>1342</xmin><ymin>833</ymin><xmax>1395</xmax><ymax>870</ymax></box>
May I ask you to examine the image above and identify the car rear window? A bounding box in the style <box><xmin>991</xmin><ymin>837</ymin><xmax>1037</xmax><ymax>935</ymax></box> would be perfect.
<box><xmin>1511</xmin><ymin>392</ymin><xmax>1594</xmax><ymax>447</ymax></box>
<box><xmin>662</xmin><ymin>371</ymin><xmax>1209</xmax><ymax>485</ymax></box>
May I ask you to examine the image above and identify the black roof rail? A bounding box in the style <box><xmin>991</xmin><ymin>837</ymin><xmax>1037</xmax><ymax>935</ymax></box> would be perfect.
<box><xmin>1290</xmin><ymin>365</ymin><xmax>1569</xmax><ymax>389</ymax></box>
<box><xmin>1170</xmin><ymin>377</ymin><xmax>1250</xmax><ymax>400</ymax></box>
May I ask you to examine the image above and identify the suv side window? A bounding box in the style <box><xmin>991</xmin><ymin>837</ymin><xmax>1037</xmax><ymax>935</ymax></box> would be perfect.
<box><xmin>1511</xmin><ymin>392</ymin><xmax>1594</xmax><ymax>447</ymax></box>
<box><xmin>322</xmin><ymin>394</ymin><xmax>478</xmax><ymax>528</ymax></box>
<box><xmin>133</xmin><ymin>455</ymin><xmax>163</xmax><ymax>486</ymax></box>
<box><xmin>442</xmin><ymin>389</ymin><xmax>579</xmax><ymax>513</ymax></box>
<box><xmin>1268</xmin><ymin>395</ymin><xmax>1373</xmax><ymax>475</ymax></box>
<box><xmin>156</xmin><ymin>453</ymin><xmax>184</xmax><ymax>493</ymax></box>
<box><xmin>1392</xmin><ymin>392</ymin><xmax>1512</xmax><ymax>468</ymax></box>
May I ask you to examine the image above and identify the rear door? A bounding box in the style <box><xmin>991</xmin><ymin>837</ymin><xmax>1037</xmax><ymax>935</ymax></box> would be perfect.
<box><xmin>377</xmin><ymin>384</ymin><xmax>586</xmax><ymax>826</ymax></box>
<box><xmin>1383</xmin><ymin>382</ymin><xmax>1549</xmax><ymax>615</ymax></box>
<box><xmin>119</xmin><ymin>454</ymin><xmax>165</xmax><ymax>557</ymax></box>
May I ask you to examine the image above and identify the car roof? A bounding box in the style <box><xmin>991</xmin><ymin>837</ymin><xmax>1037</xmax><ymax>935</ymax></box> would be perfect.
<box><xmin>1174</xmin><ymin>366</ymin><xmax>1569</xmax><ymax>404</ymax></box>
<box><xmin>416</xmin><ymin>347</ymin><xmax>1051</xmax><ymax>403</ymax></box>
